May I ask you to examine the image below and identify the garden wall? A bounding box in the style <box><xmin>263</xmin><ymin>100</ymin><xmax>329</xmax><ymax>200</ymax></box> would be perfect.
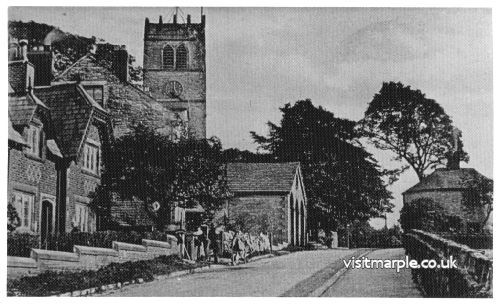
<box><xmin>7</xmin><ymin>235</ymin><xmax>179</xmax><ymax>280</ymax></box>
<box><xmin>403</xmin><ymin>229</ymin><xmax>492</xmax><ymax>297</ymax></box>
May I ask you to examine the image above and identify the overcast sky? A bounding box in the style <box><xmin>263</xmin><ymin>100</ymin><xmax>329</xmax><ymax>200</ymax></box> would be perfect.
<box><xmin>9</xmin><ymin>7</ymin><xmax>493</xmax><ymax>228</ymax></box>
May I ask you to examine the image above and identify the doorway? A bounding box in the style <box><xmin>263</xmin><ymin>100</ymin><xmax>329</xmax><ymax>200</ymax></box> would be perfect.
<box><xmin>40</xmin><ymin>200</ymin><xmax>54</xmax><ymax>248</ymax></box>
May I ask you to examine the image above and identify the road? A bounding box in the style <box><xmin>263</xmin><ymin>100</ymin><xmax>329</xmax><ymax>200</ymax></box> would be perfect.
<box><xmin>96</xmin><ymin>248</ymin><xmax>422</xmax><ymax>297</ymax></box>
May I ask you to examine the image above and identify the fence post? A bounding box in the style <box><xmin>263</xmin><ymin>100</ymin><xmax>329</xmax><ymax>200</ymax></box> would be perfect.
<box><xmin>269</xmin><ymin>232</ymin><xmax>273</xmax><ymax>254</ymax></box>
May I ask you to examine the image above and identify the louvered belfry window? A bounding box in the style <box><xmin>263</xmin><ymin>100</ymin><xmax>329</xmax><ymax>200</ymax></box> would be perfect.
<box><xmin>176</xmin><ymin>45</ymin><xmax>188</xmax><ymax>70</ymax></box>
<box><xmin>163</xmin><ymin>45</ymin><xmax>175</xmax><ymax>69</ymax></box>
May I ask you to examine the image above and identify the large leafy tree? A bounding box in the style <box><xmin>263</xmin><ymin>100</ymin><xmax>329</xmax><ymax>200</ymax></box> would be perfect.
<box><xmin>91</xmin><ymin>124</ymin><xmax>229</xmax><ymax>229</ymax></box>
<box><xmin>251</xmin><ymin>99</ymin><xmax>393</xmax><ymax>231</ymax></box>
<box><xmin>360</xmin><ymin>82</ymin><xmax>469</xmax><ymax>181</ymax></box>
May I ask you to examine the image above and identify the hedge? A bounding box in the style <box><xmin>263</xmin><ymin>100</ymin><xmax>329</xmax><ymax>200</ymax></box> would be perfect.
<box><xmin>7</xmin><ymin>255</ymin><xmax>205</xmax><ymax>296</ymax></box>
<box><xmin>7</xmin><ymin>232</ymin><xmax>40</xmax><ymax>257</ymax></box>
<box><xmin>8</xmin><ymin>230</ymin><xmax>177</xmax><ymax>257</ymax></box>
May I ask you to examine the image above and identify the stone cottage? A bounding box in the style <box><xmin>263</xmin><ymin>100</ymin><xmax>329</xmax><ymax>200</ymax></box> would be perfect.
<box><xmin>8</xmin><ymin>39</ymin><xmax>113</xmax><ymax>241</ymax></box>
<box><xmin>224</xmin><ymin>162</ymin><xmax>308</xmax><ymax>247</ymax></box>
<box><xmin>403</xmin><ymin>167</ymin><xmax>493</xmax><ymax>233</ymax></box>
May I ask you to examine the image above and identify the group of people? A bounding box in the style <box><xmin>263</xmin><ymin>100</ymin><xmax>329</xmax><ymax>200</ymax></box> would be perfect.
<box><xmin>193</xmin><ymin>223</ymin><xmax>221</xmax><ymax>263</ymax></box>
<box><xmin>192</xmin><ymin>225</ymin><xmax>250</xmax><ymax>266</ymax></box>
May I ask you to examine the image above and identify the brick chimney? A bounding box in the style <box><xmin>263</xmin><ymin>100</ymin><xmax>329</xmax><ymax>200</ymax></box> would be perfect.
<box><xmin>8</xmin><ymin>39</ymin><xmax>35</xmax><ymax>93</ymax></box>
<box><xmin>27</xmin><ymin>44</ymin><xmax>54</xmax><ymax>86</ymax></box>
<box><xmin>112</xmin><ymin>45</ymin><xmax>129</xmax><ymax>83</ymax></box>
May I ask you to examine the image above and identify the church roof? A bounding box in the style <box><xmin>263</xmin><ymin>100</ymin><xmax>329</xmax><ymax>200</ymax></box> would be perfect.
<box><xmin>226</xmin><ymin>162</ymin><xmax>301</xmax><ymax>194</ymax></box>
<box><xmin>403</xmin><ymin>168</ymin><xmax>491</xmax><ymax>194</ymax></box>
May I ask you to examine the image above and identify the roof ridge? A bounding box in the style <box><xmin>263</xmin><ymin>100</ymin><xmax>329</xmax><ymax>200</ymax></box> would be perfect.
<box><xmin>53</xmin><ymin>53</ymin><xmax>92</xmax><ymax>80</ymax></box>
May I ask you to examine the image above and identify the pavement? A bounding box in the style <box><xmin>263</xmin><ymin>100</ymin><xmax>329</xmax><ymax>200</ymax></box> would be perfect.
<box><xmin>95</xmin><ymin>248</ymin><xmax>422</xmax><ymax>297</ymax></box>
<box><xmin>322</xmin><ymin>248</ymin><xmax>423</xmax><ymax>297</ymax></box>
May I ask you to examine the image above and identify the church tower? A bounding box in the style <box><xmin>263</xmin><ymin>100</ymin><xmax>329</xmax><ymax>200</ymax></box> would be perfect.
<box><xmin>143</xmin><ymin>13</ymin><xmax>206</xmax><ymax>139</ymax></box>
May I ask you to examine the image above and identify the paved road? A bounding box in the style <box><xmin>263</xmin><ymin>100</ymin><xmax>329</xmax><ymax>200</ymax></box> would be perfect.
<box><xmin>97</xmin><ymin>248</ymin><xmax>422</xmax><ymax>297</ymax></box>
<box><xmin>97</xmin><ymin>249</ymin><xmax>362</xmax><ymax>297</ymax></box>
<box><xmin>322</xmin><ymin>248</ymin><xmax>422</xmax><ymax>297</ymax></box>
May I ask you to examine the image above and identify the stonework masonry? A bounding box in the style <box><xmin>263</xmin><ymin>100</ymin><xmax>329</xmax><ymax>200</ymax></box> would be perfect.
<box><xmin>143</xmin><ymin>15</ymin><xmax>207</xmax><ymax>139</ymax></box>
<box><xmin>227</xmin><ymin>195</ymin><xmax>289</xmax><ymax>244</ymax></box>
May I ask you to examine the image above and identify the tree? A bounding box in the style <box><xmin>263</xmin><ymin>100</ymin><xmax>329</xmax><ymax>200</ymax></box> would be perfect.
<box><xmin>462</xmin><ymin>176</ymin><xmax>493</xmax><ymax>231</ymax></box>
<box><xmin>360</xmin><ymin>82</ymin><xmax>469</xmax><ymax>181</ymax></box>
<box><xmin>251</xmin><ymin>99</ymin><xmax>393</xmax><ymax>232</ymax></box>
<box><xmin>399</xmin><ymin>197</ymin><xmax>456</xmax><ymax>232</ymax></box>
<box><xmin>7</xmin><ymin>203</ymin><xmax>20</xmax><ymax>232</ymax></box>
<box><xmin>91</xmin><ymin>124</ymin><xmax>229</xmax><ymax>229</ymax></box>
<box><xmin>222</xmin><ymin>148</ymin><xmax>274</xmax><ymax>163</ymax></box>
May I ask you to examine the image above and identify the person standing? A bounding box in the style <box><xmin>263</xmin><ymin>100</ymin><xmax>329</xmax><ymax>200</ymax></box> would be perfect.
<box><xmin>208</xmin><ymin>224</ymin><xmax>219</xmax><ymax>263</ymax></box>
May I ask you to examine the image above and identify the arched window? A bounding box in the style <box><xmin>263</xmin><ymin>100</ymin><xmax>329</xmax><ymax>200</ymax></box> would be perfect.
<box><xmin>162</xmin><ymin>45</ymin><xmax>174</xmax><ymax>69</ymax></box>
<box><xmin>176</xmin><ymin>45</ymin><xmax>188</xmax><ymax>70</ymax></box>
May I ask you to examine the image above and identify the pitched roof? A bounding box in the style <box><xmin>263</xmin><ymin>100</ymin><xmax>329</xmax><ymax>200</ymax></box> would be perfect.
<box><xmin>34</xmin><ymin>83</ymin><xmax>107</xmax><ymax>157</ymax></box>
<box><xmin>53</xmin><ymin>53</ymin><xmax>177</xmax><ymax>138</ymax></box>
<box><xmin>8</xmin><ymin>91</ymin><xmax>48</xmax><ymax>125</ymax></box>
<box><xmin>403</xmin><ymin>168</ymin><xmax>492</xmax><ymax>194</ymax></box>
<box><xmin>8</xmin><ymin>119</ymin><xmax>27</xmax><ymax>146</ymax></box>
<box><xmin>226</xmin><ymin>162</ymin><xmax>300</xmax><ymax>194</ymax></box>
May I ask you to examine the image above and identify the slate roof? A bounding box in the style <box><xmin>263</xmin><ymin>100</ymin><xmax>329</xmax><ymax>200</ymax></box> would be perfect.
<box><xmin>8</xmin><ymin>119</ymin><xmax>27</xmax><ymax>146</ymax></box>
<box><xmin>226</xmin><ymin>162</ymin><xmax>300</xmax><ymax>194</ymax></box>
<box><xmin>403</xmin><ymin>168</ymin><xmax>492</xmax><ymax>194</ymax></box>
<box><xmin>34</xmin><ymin>83</ymin><xmax>107</xmax><ymax>157</ymax></box>
<box><xmin>8</xmin><ymin>92</ymin><xmax>47</xmax><ymax>125</ymax></box>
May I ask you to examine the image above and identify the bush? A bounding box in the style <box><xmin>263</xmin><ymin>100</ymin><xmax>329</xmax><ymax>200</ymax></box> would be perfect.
<box><xmin>7</xmin><ymin>255</ymin><xmax>202</xmax><ymax>296</ymax></box>
<box><xmin>337</xmin><ymin>222</ymin><xmax>403</xmax><ymax>248</ymax></box>
<box><xmin>7</xmin><ymin>232</ymin><xmax>39</xmax><ymax>257</ymax></box>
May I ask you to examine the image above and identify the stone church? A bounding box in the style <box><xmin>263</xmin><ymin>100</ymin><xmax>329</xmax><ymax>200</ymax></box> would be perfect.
<box><xmin>143</xmin><ymin>13</ymin><xmax>207</xmax><ymax>139</ymax></box>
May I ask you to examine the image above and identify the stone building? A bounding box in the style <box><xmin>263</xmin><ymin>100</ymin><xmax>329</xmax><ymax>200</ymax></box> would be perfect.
<box><xmin>53</xmin><ymin>45</ymin><xmax>181</xmax><ymax>140</ymax></box>
<box><xmin>225</xmin><ymin>163</ymin><xmax>308</xmax><ymax>246</ymax></box>
<box><xmin>143</xmin><ymin>13</ymin><xmax>206</xmax><ymax>139</ymax></box>
<box><xmin>8</xmin><ymin>40</ymin><xmax>112</xmax><ymax>240</ymax></box>
<box><xmin>403</xmin><ymin>168</ymin><xmax>492</xmax><ymax>233</ymax></box>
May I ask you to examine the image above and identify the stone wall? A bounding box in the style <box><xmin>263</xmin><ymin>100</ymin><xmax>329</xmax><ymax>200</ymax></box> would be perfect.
<box><xmin>8</xmin><ymin>124</ymin><xmax>58</xmax><ymax>234</ymax></box>
<box><xmin>403</xmin><ymin>229</ymin><xmax>492</xmax><ymax>297</ymax></box>
<box><xmin>7</xmin><ymin>236</ymin><xmax>179</xmax><ymax>280</ymax></box>
<box><xmin>226</xmin><ymin>195</ymin><xmax>288</xmax><ymax>245</ymax></box>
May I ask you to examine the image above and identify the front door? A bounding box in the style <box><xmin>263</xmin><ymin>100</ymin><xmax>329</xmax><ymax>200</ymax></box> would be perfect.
<box><xmin>40</xmin><ymin>201</ymin><xmax>53</xmax><ymax>248</ymax></box>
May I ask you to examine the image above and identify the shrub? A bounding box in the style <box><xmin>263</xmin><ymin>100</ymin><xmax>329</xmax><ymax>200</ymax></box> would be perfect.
<box><xmin>7</xmin><ymin>255</ymin><xmax>202</xmax><ymax>296</ymax></box>
<box><xmin>337</xmin><ymin>222</ymin><xmax>403</xmax><ymax>248</ymax></box>
<box><xmin>7</xmin><ymin>232</ymin><xmax>39</xmax><ymax>257</ymax></box>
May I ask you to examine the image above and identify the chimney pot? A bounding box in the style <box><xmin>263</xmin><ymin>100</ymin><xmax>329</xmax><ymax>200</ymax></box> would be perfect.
<box><xmin>173</xmin><ymin>14</ymin><xmax>177</xmax><ymax>24</ymax></box>
<box><xmin>187</xmin><ymin>14</ymin><xmax>191</xmax><ymax>24</ymax></box>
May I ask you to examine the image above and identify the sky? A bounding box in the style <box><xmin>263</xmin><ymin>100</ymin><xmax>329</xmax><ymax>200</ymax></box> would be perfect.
<box><xmin>9</xmin><ymin>7</ymin><xmax>493</xmax><ymax>228</ymax></box>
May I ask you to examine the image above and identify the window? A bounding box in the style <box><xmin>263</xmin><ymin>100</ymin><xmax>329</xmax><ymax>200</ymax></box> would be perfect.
<box><xmin>162</xmin><ymin>45</ymin><xmax>175</xmax><ymax>69</ymax></box>
<box><xmin>11</xmin><ymin>191</ymin><xmax>34</xmax><ymax>230</ymax></box>
<box><xmin>75</xmin><ymin>203</ymin><xmax>90</xmax><ymax>232</ymax></box>
<box><xmin>26</xmin><ymin>125</ymin><xmax>42</xmax><ymax>157</ymax></box>
<box><xmin>85</xmin><ymin>86</ymin><xmax>104</xmax><ymax>106</ymax></box>
<box><xmin>82</xmin><ymin>143</ymin><xmax>100</xmax><ymax>175</ymax></box>
<box><xmin>176</xmin><ymin>45</ymin><xmax>188</xmax><ymax>70</ymax></box>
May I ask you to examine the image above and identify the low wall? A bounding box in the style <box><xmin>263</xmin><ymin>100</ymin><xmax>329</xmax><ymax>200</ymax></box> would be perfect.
<box><xmin>403</xmin><ymin>229</ymin><xmax>492</xmax><ymax>297</ymax></box>
<box><xmin>7</xmin><ymin>235</ymin><xmax>179</xmax><ymax>280</ymax></box>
